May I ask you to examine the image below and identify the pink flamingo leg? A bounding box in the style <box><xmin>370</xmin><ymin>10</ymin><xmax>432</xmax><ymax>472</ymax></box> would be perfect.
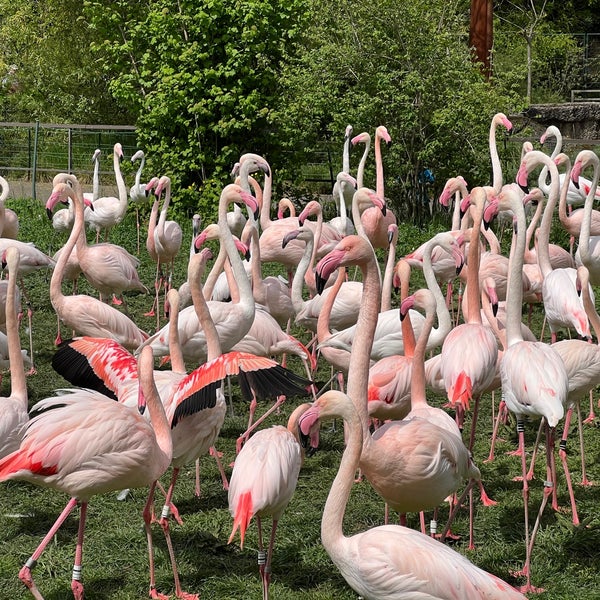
<box><xmin>194</xmin><ymin>458</ymin><xmax>201</xmax><ymax>497</ymax></box>
<box><xmin>583</xmin><ymin>389</ymin><xmax>596</xmax><ymax>424</ymax></box>
<box><xmin>143</xmin><ymin>482</ymin><xmax>170</xmax><ymax>600</ymax></box>
<box><xmin>262</xmin><ymin>519</ymin><xmax>279</xmax><ymax>600</ymax></box>
<box><xmin>19</xmin><ymin>497</ymin><xmax>79</xmax><ymax>600</ymax></box>
<box><xmin>485</xmin><ymin>399</ymin><xmax>507</xmax><ymax>463</ymax></box>
<box><xmin>237</xmin><ymin>395</ymin><xmax>286</xmax><ymax>453</ymax></box>
<box><xmin>70</xmin><ymin>502</ymin><xmax>88</xmax><ymax>600</ymax></box>
<box><xmin>576</xmin><ymin>401</ymin><xmax>594</xmax><ymax>486</ymax></box>
<box><xmin>557</xmin><ymin>407</ymin><xmax>580</xmax><ymax>524</ymax></box>
<box><xmin>209</xmin><ymin>446</ymin><xmax>229</xmax><ymax>491</ymax></box>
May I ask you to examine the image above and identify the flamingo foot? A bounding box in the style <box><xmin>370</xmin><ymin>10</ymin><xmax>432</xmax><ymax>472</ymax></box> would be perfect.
<box><xmin>176</xmin><ymin>591</ymin><xmax>199</xmax><ymax>600</ymax></box>
<box><xmin>479</xmin><ymin>490</ymin><xmax>498</xmax><ymax>507</ymax></box>
<box><xmin>26</xmin><ymin>367</ymin><xmax>37</xmax><ymax>376</ymax></box>
<box><xmin>149</xmin><ymin>586</ymin><xmax>171</xmax><ymax>599</ymax></box>
<box><xmin>579</xmin><ymin>478</ymin><xmax>595</xmax><ymax>487</ymax></box>
<box><xmin>583</xmin><ymin>412</ymin><xmax>596</xmax><ymax>425</ymax></box>
<box><xmin>435</xmin><ymin>529</ymin><xmax>461</xmax><ymax>542</ymax></box>
<box><xmin>18</xmin><ymin>566</ymin><xmax>41</xmax><ymax>598</ymax></box>
<box><xmin>54</xmin><ymin>334</ymin><xmax>63</xmax><ymax>346</ymax></box>
<box><xmin>111</xmin><ymin>294</ymin><xmax>123</xmax><ymax>306</ymax></box>
<box><xmin>506</xmin><ymin>447</ymin><xmax>523</xmax><ymax>457</ymax></box>
<box><xmin>144</xmin><ymin>309</ymin><xmax>156</xmax><ymax>317</ymax></box>
<box><xmin>71</xmin><ymin>580</ymin><xmax>85</xmax><ymax>600</ymax></box>
<box><xmin>518</xmin><ymin>583</ymin><xmax>545</xmax><ymax>594</ymax></box>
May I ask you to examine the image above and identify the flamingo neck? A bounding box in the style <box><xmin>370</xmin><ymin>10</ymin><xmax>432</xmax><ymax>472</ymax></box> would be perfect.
<box><xmin>346</xmin><ymin>248</ymin><xmax>381</xmax><ymax>440</ymax></box>
<box><xmin>6</xmin><ymin>256</ymin><xmax>26</xmax><ymax>404</ymax></box>
<box><xmin>410</xmin><ymin>300</ymin><xmax>435</xmax><ymax>409</ymax></box>
<box><xmin>578</xmin><ymin>155</ymin><xmax>600</xmax><ymax>268</ymax></box>
<box><xmin>321</xmin><ymin>400</ymin><xmax>362</xmax><ymax>557</ymax></box>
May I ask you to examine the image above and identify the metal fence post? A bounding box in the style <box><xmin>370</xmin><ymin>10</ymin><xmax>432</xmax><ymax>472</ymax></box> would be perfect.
<box><xmin>32</xmin><ymin>120</ymin><xmax>39</xmax><ymax>201</ymax></box>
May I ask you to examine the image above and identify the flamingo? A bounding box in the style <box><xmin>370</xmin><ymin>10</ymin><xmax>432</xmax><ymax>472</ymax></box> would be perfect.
<box><xmin>84</xmin><ymin>142</ymin><xmax>128</xmax><ymax>242</ymax></box>
<box><xmin>330</xmin><ymin>124</ymin><xmax>355</xmax><ymax>215</ymax></box>
<box><xmin>297</xmin><ymin>391</ymin><xmax>527</xmax><ymax>600</ymax></box>
<box><xmin>146</xmin><ymin>175</ymin><xmax>183</xmax><ymax>327</ymax></box>
<box><xmin>46</xmin><ymin>177</ymin><xmax>149</xmax><ymax>349</ymax></box>
<box><xmin>572</xmin><ymin>150</ymin><xmax>600</xmax><ymax>284</ymax></box>
<box><xmin>228</xmin><ymin>402</ymin><xmax>315</xmax><ymax>600</ymax></box>
<box><xmin>351</xmin><ymin>130</ymin><xmax>371</xmax><ymax>188</ymax></box>
<box><xmin>54</xmin><ymin>148</ymin><xmax>102</xmax><ymax>233</ymax></box>
<box><xmin>517</xmin><ymin>150</ymin><xmax>591</xmax><ymax>343</ymax></box>
<box><xmin>284</xmin><ymin>226</ymin><xmax>362</xmax><ymax>333</ymax></box>
<box><xmin>314</xmin><ymin>236</ymin><xmax>481</xmax><ymax>526</ymax></box>
<box><xmin>0</xmin><ymin>345</ymin><xmax>172</xmax><ymax>600</ymax></box>
<box><xmin>138</xmin><ymin>184</ymin><xmax>259</xmax><ymax>362</ymax></box>
<box><xmin>0</xmin><ymin>175</ymin><xmax>19</xmax><ymax>239</ymax></box>
<box><xmin>496</xmin><ymin>180</ymin><xmax>569</xmax><ymax>594</ymax></box>
<box><xmin>0</xmin><ymin>247</ymin><xmax>28</xmax><ymax>459</ymax></box>
<box><xmin>49</xmin><ymin>176</ymin><xmax>148</xmax><ymax>309</ymax></box>
<box><xmin>359</xmin><ymin>126</ymin><xmax>397</xmax><ymax>249</ymax></box>
<box><xmin>129</xmin><ymin>149</ymin><xmax>148</xmax><ymax>253</ymax></box>
<box><xmin>439</xmin><ymin>187</ymin><xmax>499</xmax><ymax>439</ymax></box>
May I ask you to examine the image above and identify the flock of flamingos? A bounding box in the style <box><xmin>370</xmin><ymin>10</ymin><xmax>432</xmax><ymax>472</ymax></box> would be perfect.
<box><xmin>0</xmin><ymin>112</ymin><xmax>599</xmax><ymax>599</ymax></box>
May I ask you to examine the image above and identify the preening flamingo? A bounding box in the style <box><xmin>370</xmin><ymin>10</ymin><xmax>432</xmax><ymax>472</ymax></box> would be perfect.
<box><xmin>0</xmin><ymin>247</ymin><xmax>28</xmax><ymax>459</ymax></box>
<box><xmin>84</xmin><ymin>142</ymin><xmax>128</xmax><ymax>242</ymax></box>
<box><xmin>46</xmin><ymin>178</ymin><xmax>149</xmax><ymax>349</ymax></box>
<box><xmin>0</xmin><ymin>345</ymin><xmax>172</xmax><ymax>600</ymax></box>
<box><xmin>228</xmin><ymin>402</ymin><xmax>315</xmax><ymax>600</ymax></box>
<box><xmin>298</xmin><ymin>391</ymin><xmax>527</xmax><ymax>600</ymax></box>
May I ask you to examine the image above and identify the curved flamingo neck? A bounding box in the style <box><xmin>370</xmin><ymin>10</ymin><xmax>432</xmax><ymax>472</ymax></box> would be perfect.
<box><xmin>346</xmin><ymin>244</ymin><xmax>381</xmax><ymax>440</ymax></box>
<box><xmin>538</xmin><ymin>127</ymin><xmax>562</xmax><ymax>194</ymax></box>
<box><xmin>577</xmin><ymin>153</ymin><xmax>600</xmax><ymax>269</ymax></box>
<box><xmin>489</xmin><ymin>117</ymin><xmax>504</xmax><ymax>194</ymax></box>
<box><xmin>321</xmin><ymin>394</ymin><xmax>362</xmax><ymax>555</ymax></box>
<box><xmin>6</xmin><ymin>251</ymin><xmax>26</xmax><ymax>404</ymax></box>
<box><xmin>167</xmin><ymin>289</ymin><xmax>186</xmax><ymax>374</ymax></box>
<box><xmin>190</xmin><ymin>253</ymin><xmax>222</xmax><ymax>361</ymax></box>
<box><xmin>556</xmin><ymin>154</ymin><xmax>572</xmax><ymax>227</ymax></box>
<box><xmin>289</xmin><ymin>230</ymin><xmax>314</xmax><ymax>316</ymax></box>
<box><xmin>50</xmin><ymin>182</ymin><xmax>85</xmax><ymax>307</ymax></box>
<box><xmin>354</xmin><ymin>135</ymin><xmax>371</xmax><ymax>189</ymax></box>
<box><xmin>380</xmin><ymin>227</ymin><xmax>398</xmax><ymax>312</ymax></box>
<box><xmin>317</xmin><ymin>267</ymin><xmax>345</xmax><ymax>345</ymax></box>
<box><xmin>410</xmin><ymin>295</ymin><xmax>436</xmax><ymax>408</ymax></box>
<box><xmin>422</xmin><ymin>235</ymin><xmax>452</xmax><ymax>342</ymax></box>
<box><xmin>504</xmin><ymin>194</ymin><xmax>528</xmax><ymax>347</ymax></box>
<box><xmin>535</xmin><ymin>153</ymin><xmax>562</xmax><ymax>278</ymax></box>
<box><xmin>375</xmin><ymin>129</ymin><xmax>386</xmax><ymax>198</ymax></box>
<box><xmin>113</xmin><ymin>145</ymin><xmax>127</xmax><ymax>214</ymax></box>
<box><xmin>464</xmin><ymin>188</ymin><xmax>486</xmax><ymax>324</ymax></box>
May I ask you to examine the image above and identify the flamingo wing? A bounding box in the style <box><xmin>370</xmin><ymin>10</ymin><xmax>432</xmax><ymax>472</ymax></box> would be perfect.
<box><xmin>52</xmin><ymin>337</ymin><xmax>137</xmax><ymax>400</ymax></box>
<box><xmin>169</xmin><ymin>352</ymin><xmax>314</xmax><ymax>427</ymax></box>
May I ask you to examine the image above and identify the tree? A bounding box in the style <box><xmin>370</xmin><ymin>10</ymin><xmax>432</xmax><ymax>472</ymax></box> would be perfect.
<box><xmin>0</xmin><ymin>0</ymin><xmax>128</xmax><ymax>124</ymax></box>
<box><xmin>277</xmin><ymin>0</ymin><xmax>524</xmax><ymax>224</ymax></box>
<box><xmin>84</xmin><ymin>0</ymin><xmax>309</xmax><ymax>218</ymax></box>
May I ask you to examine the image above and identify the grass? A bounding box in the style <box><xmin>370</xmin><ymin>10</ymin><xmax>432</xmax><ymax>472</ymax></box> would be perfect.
<box><xmin>1</xmin><ymin>195</ymin><xmax>600</xmax><ymax>599</ymax></box>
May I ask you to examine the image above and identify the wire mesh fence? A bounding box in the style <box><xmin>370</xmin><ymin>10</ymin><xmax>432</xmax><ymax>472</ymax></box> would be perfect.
<box><xmin>0</xmin><ymin>122</ymin><xmax>138</xmax><ymax>200</ymax></box>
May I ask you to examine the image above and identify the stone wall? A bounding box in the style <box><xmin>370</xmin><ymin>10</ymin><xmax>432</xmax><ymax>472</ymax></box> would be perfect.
<box><xmin>518</xmin><ymin>102</ymin><xmax>600</xmax><ymax>141</ymax></box>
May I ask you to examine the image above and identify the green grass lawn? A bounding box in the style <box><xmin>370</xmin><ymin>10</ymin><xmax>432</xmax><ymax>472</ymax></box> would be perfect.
<box><xmin>0</xmin><ymin>196</ymin><xmax>600</xmax><ymax>599</ymax></box>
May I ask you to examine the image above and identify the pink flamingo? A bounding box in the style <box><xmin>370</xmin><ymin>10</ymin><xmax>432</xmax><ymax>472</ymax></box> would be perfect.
<box><xmin>439</xmin><ymin>187</ymin><xmax>498</xmax><ymax>440</ymax></box>
<box><xmin>83</xmin><ymin>142</ymin><xmax>128</xmax><ymax>242</ymax></box>
<box><xmin>358</xmin><ymin>126</ymin><xmax>397</xmax><ymax>249</ymax></box>
<box><xmin>0</xmin><ymin>345</ymin><xmax>172</xmax><ymax>600</ymax></box>
<box><xmin>517</xmin><ymin>150</ymin><xmax>591</xmax><ymax>343</ymax></box>
<box><xmin>50</xmin><ymin>176</ymin><xmax>148</xmax><ymax>309</ymax></box>
<box><xmin>46</xmin><ymin>178</ymin><xmax>149</xmax><ymax>350</ymax></box>
<box><xmin>228</xmin><ymin>402</ymin><xmax>315</xmax><ymax>600</ymax></box>
<box><xmin>496</xmin><ymin>180</ymin><xmax>568</xmax><ymax>594</ymax></box>
<box><xmin>0</xmin><ymin>247</ymin><xmax>28</xmax><ymax>458</ymax></box>
<box><xmin>145</xmin><ymin>175</ymin><xmax>183</xmax><ymax>327</ymax></box>
<box><xmin>129</xmin><ymin>149</ymin><xmax>149</xmax><ymax>253</ymax></box>
<box><xmin>0</xmin><ymin>176</ymin><xmax>19</xmax><ymax>239</ymax></box>
<box><xmin>315</xmin><ymin>236</ymin><xmax>480</xmax><ymax>527</ymax></box>
<box><xmin>298</xmin><ymin>390</ymin><xmax>527</xmax><ymax>600</ymax></box>
<box><xmin>573</xmin><ymin>150</ymin><xmax>600</xmax><ymax>284</ymax></box>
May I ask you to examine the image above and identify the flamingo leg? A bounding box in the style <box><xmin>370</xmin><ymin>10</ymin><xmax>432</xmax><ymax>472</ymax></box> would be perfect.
<box><xmin>485</xmin><ymin>399</ymin><xmax>507</xmax><ymax>463</ymax></box>
<box><xmin>209</xmin><ymin>446</ymin><xmax>229</xmax><ymax>490</ymax></box>
<box><xmin>194</xmin><ymin>459</ymin><xmax>201</xmax><ymax>498</ymax></box>
<box><xmin>583</xmin><ymin>389</ymin><xmax>596</xmax><ymax>424</ymax></box>
<box><xmin>576</xmin><ymin>401</ymin><xmax>593</xmax><ymax>486</ymax></box>
<box><xmin>237</xmin><ymin>395</ymin><xmax>286</xmax><ymax>453</ymax></box>
<box><xmin>557</xmin><ymin>407</ymin><xmax>580</xmax><ymax>524</ymax></box>
<box><xmin>262</xmin><ymin>519</ymin><xmax>278</xmax><ymax>600</ymax></box>
<box><xmin>19</xmin><ymin>497</ymin><xmax>79</xmax><ymax>600</ymax></box>
<box><xmin>143</xmin><ymin>482</ymin><xmax>169</xmax><ymax>600</ymax></box>
<box><xmin>158</xmin><ymin>468</ymin><xmax>199</xmax><ymax>600</ymax></box>
<box><xmin>70</xmin><ymin>501</ymin><xmax>88</xmax><ymax>600</ymax></box>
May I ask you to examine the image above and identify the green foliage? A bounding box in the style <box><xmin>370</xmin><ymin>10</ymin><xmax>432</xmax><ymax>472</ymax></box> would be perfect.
<box><xmin>83</xmin><ymin>0</ymin><xmax>309</xmax><ymax>214</ymax></box>
<box><xmin>0</xmin><ymin>0</ymin><xmax>129</xmax><ymax>124</ymax></box>
<box><xmin>277</xmin><ymin>0</ymin><xmax>524</xmax><ymax>220</ymax></box>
